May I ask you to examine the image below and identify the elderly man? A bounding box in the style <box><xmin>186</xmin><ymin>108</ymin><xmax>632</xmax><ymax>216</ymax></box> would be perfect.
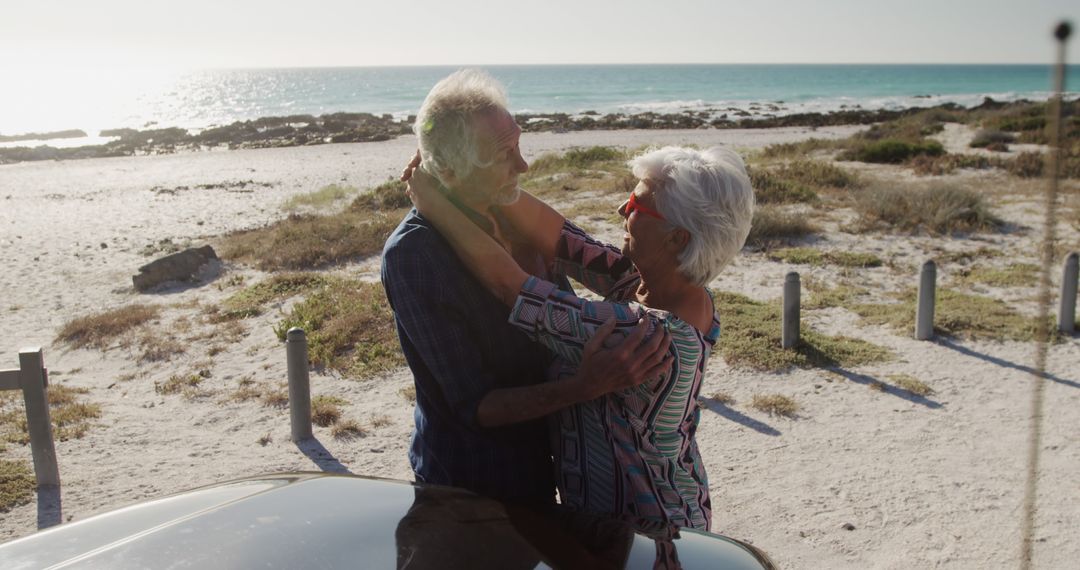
<box><xmin>381</xmin><ymin>69</ymin><xmax>665</xmax><ymax>505</ymax></box>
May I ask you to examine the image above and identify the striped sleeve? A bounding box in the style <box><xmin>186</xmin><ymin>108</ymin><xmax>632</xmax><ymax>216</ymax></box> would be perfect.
<box><xmin>508</xmin><ymin>276</ymin><xmax>652</xmax><ymax>364</ymax></box>
<box><xmin>552</xmin><ymin>220</ymin><xmax>640</xmax><ymax>302</ymax></box>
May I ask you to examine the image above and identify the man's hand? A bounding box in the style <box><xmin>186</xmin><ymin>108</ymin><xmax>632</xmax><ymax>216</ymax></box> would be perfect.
<box><xmin>573</xmin><ymin>317</ymin><xmax>672</xmax><ymax>401</ymax></box>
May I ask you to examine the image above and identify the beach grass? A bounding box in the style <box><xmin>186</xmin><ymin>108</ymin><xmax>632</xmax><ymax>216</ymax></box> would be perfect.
<box><xmin>57</xmin><ymin>304</ymin><xmax>161</xmax><ymax>350</ymax></box>
<box><xmin>850</xmin><ymin>288</ymin><xmax>1051</xmax><ymax>342</ymax></box>
<box><xmin>281</xmin><ymin>183</ymin><xmax>358</xmax><ymax>211</ymax></box>
<box><xmin>155</xmin><ymin>373</ymin><xmax>203</xmax><ymax>396</ymax></box>
<box><xmin>712</xmin><ymin>291</ymin><xmax>892</xmax><ymax>371</ymax></box>
<box><xmin>273</xmin><ymin>278</ymin><xmax>402</xmax><ymax>379</ymax></box>
<box><xmin>212</xmin><ymin>272</ymin><xmax>330</xmax><ymax>322</ymax></box>
<box><xmin>955</xmin><ymin>263</ymin><xmax>1040</xmax><ymax>288</ymax></box>
<box><xmin>398</xmin><ymin>385</ymin><xmax>416</xmax><ymax>404</ymax></box>
<box><xmin>748</xmin><ymin>159</ymin><xmax>859</xmax><ymax>205</ymax></box>
<box><xmin>767</xmin><ymin>247</ymin><xmax>883</xmax><ymax>268</ymax></box>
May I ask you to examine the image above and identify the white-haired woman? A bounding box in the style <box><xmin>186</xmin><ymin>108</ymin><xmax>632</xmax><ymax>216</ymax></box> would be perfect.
<box><xmin>405</xmin><ymin>146</ymin><xmax>754</xmax><ymax>531</ymax></box>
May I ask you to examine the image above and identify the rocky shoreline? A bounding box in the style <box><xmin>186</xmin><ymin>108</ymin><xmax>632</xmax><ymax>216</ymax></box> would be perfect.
<box><xmin>0</xmin><ymin>98</ymin><xmax>1064</xmax><ymax>165</ymax></box>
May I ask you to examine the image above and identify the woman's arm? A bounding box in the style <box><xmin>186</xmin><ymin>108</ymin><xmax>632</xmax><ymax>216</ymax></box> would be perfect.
<box><xmin>407</xmin><ymin>167</ymin><xmax>527</xmax><ymax>307</ymax></box>
<box><xmin>496</xmin><ymin>191</ymin><xmax>565</xmax><ymax>264</ymax></box>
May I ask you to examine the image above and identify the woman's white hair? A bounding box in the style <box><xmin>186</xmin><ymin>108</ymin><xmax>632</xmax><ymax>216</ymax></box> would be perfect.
<box><xmin>630</xmin><ymin>146</ymin><xmax>755</xmax><ymax>286</ymax></box>
<box><xmin>414</xmin><ymin>69</ymin><xmax>509</xmax><ymax>185</ymax></box>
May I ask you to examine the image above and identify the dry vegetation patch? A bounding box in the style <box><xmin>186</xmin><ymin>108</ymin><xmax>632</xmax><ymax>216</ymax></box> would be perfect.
<box><xmin>311</xmin><ymin>395</ymin><xmax>346</xmax><ymax>427</ymax></box>
<box><xmin>751</xmin><ymin>394</ymin><xmax>799</xmax><ymax>418</ymax></box>
<box><xmin>57</xmin><ymin>304</ymin><xmax>160</xmax><ymax>349</ymax></box>
<box><xmin>219</xmin><ymin>211</ymin><xmax>403</xmax><ymax>271</ymax></box>
<box><xmin>712</xmin><ymin>291</ymin><xmax>892</xmax><ymax>371</ymax></box>
<box><xmin>852</xmin><ymin>183</ymin><xmax>1003</xmax><ymax>235</ymax></box>
<box><xmin>0</xmin><ymin>385</ymin><xmax>101</xmax><ymax>444</ymax></box>
<box><xmin>747</xmin><ymin>207</ymin><xmax>819</xmax><ymax>248</ymax></box>
<box><xmin>274</xmin><ymin>278</ymin><xmax>403</xmax><ymax>379</ymax></box>
<box><xmin>331</xmin><ymin>419</ymin><xmax>367</xmax><ymax>440</ymax></box>
<box><xmin>0</xmin><ymin>459</ymin><xmax>35</xmax><ymax>513</ymax></box>
<box><xmin>887</xmin><ymin>374</ymin><xmax>935</xmax><ymax>396</ymax></box>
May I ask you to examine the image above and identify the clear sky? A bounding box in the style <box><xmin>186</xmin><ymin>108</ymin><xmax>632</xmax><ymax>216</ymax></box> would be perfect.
<box><xmin>4</xmin><ymin>0</ymin><xmax>1078</xmax><ymax>69</ymax></box>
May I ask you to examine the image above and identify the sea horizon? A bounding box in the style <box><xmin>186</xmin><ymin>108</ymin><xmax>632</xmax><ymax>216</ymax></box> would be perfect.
<box><xmin>2</xmin><ymin>63</ymin><xmax>1076</xmax><ymax>147</ymax></box>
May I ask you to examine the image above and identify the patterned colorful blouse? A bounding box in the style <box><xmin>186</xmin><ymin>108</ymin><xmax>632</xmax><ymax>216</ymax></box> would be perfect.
<box><xmin>508</xmin><ymin>221</ymin><xmax>717</xmax><ymax>530</ymax></box>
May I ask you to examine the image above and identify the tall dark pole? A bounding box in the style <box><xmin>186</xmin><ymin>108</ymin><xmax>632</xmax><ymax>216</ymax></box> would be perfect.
<box><xmin>1020</xmin><ymin>20</ymin><xmax>1070</xmax><ymax>570</ymax></box>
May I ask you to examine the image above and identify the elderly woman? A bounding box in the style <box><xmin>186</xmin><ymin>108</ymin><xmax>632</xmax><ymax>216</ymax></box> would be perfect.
<box><xmin>406</xmin><ymin>146</ymin><xmax>754</xmax><ymax>530</ymax></box>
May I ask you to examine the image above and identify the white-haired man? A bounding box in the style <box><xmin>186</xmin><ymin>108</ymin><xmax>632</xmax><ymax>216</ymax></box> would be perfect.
<box><xmin>381</xmin><ymin>70</ymin><xmax>666</xmax><ymax>505</ymax></box>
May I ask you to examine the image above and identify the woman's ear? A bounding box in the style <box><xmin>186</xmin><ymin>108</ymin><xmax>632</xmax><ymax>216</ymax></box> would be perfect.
<box><xmin>667</xmin><ymin>228</ymin><xmax>690</xmax><ymax>253</ymax></box>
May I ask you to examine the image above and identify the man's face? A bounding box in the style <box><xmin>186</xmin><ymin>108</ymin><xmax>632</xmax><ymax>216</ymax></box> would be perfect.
<box><xmin>452</xmin><ymin>107</ymin><xmax>528</xmax><ymax>208</ymax></box>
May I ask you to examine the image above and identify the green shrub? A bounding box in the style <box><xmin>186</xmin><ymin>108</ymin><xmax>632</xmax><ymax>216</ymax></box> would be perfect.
<box><xmin>274</xmin><ymin>278</ymin><xmax>403</xmax><ymax>379</ymax></box>
<box><xmin>842</xmin><ymin>139</ymin><xmax>945</xmax><ymax>164</ymax></box>
<box><xmin>970</xmin><ymin>129</ymin><xmax>1016</xmax><ymax>149</ymax></box>
<box><xmin>712</xmin><ymin>291</ymin><xmax>892</xmax><ymax>371</ymax></box>
<box><xmin>216</xmin><ymin>273</ymin><xmax>329</xmax><ymax>321</ymax></box>
<box><xmin>349</xmin><ymin>179</ymin><xmax>411</xmax><ymax>212</ymax></box>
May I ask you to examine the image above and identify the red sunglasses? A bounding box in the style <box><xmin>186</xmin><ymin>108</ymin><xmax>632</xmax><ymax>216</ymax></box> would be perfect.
<box><xmin>626</xmin><ymin>192</ymin><xmax>666</xmax><ymax>220</ymax></box>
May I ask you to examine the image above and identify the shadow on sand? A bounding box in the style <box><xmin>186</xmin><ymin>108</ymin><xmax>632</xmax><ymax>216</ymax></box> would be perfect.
<box><xmin>937</xmin><ymin>338</ymin><xmax>1079</xmax><ymax>389</ymax></box>
<box><xmin>699</xmin><ymin>400</ymin><xmax>781</xmax><ymax>436</ymax></box>
<box><xmin>296</xmin><ymin>438</ymin><xmax>353</xmax><ymax>474</ymax></box>
<box><xmin>37</xmin><ymin>485</ymin><xmax>62</xmax><ymax>529</ymax></box>
<box><xmin>831</xmin><ymin>368</ymin><xmax>944</xmax><ymax>409</ymax></box>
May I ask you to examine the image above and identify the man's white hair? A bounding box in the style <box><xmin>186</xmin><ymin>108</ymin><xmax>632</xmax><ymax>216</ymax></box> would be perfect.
<box><xmin>414</xmin><ymin>69</ymin><xmax>509</xmax><ymax>186</ymax></box>
<box><xmin>630</xmin><ymin>146</ymin><xmax>755</xmax><ymax>286</ymax></box>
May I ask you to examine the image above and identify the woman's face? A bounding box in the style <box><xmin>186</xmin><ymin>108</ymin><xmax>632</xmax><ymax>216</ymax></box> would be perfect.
<box><xmin>618</xmin><ymin>181</ymin><xmax>672</xmax><ymax>267</ymax></box>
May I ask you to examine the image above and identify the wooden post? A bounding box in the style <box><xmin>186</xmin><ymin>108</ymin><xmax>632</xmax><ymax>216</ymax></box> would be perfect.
<box><xmin>19</xmin><ymin>348</ymin><xmax>60</xmax><ymax>488</ymax></box>
<box><xmin>1061</xmin><ymin>252</ymin><xmax>1078</xmax><ymax>334</ymax></box>
<box><xmin>782</xmin><ymin>272</ymin><xmax>800</xmax><ymax>349</ymax></box>
<box><xmin>286</xmin><ymin>328</ymin><xmax>313</xmax><ymax>442</ymax></box>
<box><xmin>916</xmin><ymin>260</ymin><xmax>937</xmax><ymax>340</ymax></box>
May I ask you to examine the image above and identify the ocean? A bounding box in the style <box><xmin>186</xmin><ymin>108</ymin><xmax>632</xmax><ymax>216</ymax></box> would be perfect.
<box><xmin>2</xmin><ymin>64</ymin><xmax>1077</xmax><ymax>146</ymax></box>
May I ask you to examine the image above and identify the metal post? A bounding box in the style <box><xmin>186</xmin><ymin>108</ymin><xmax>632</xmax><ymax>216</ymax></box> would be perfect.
<box><xmin>286</xmin><ymin>328</ymin><xmax>313</xmax><ymax>442</ymax></box>
<box><xmin>782</xmin><ymin>272</ymin><xmax>800</xmax><ymax>349</ymax></box>
<box><xmin>19</xmin><ymin>348</ymin><xmax>60</xmax><ymax>488</ymax></box>
<box><xmin>1061</xmin><ymin>252</ymin><xmax>1079</xmax><ymax>334</ymax></box>
<box><xmin>915</xmin><ymin>260</ymin><xmax>937</xmax><ymax>340</ymax></box>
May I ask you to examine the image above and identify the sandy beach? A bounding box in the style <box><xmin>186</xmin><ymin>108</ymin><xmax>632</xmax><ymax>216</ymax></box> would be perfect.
<box><xmin>1</xmin><ymin>124</ymin><xmax>1078</xmax><ymax>569</ymax></box>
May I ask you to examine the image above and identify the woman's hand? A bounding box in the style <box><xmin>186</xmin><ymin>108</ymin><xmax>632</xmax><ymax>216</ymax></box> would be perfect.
<box><xmin>403</xmin><ymin>157</ymin><xmax>445</xmax><ymax>216</ymax></box>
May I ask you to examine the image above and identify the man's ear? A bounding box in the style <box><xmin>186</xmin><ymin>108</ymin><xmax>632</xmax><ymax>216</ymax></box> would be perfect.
<box><xmin>437</xmin><ymin>167</ymin><xmax>458</xmax><ymax>188</ymax></box>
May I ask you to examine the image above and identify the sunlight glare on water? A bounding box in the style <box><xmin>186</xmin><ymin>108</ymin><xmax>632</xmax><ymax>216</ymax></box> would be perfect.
<box><xmin>0</xmin><ymin>65</ymin><xmax>189</xmax><ymax>137</ymax></box>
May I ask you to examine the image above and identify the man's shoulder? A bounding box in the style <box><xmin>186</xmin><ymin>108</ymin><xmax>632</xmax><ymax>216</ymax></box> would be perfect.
<box><xmin>383</xmin><ymin>210</ymin><xmax>446</xmax><ymax>259</ymax></box>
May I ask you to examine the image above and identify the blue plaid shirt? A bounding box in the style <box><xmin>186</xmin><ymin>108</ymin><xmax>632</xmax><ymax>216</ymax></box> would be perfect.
<box><xmin>381</xmin><ymin>208</ymin><xmax>556</xmax><ymax>505</ymax></box>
